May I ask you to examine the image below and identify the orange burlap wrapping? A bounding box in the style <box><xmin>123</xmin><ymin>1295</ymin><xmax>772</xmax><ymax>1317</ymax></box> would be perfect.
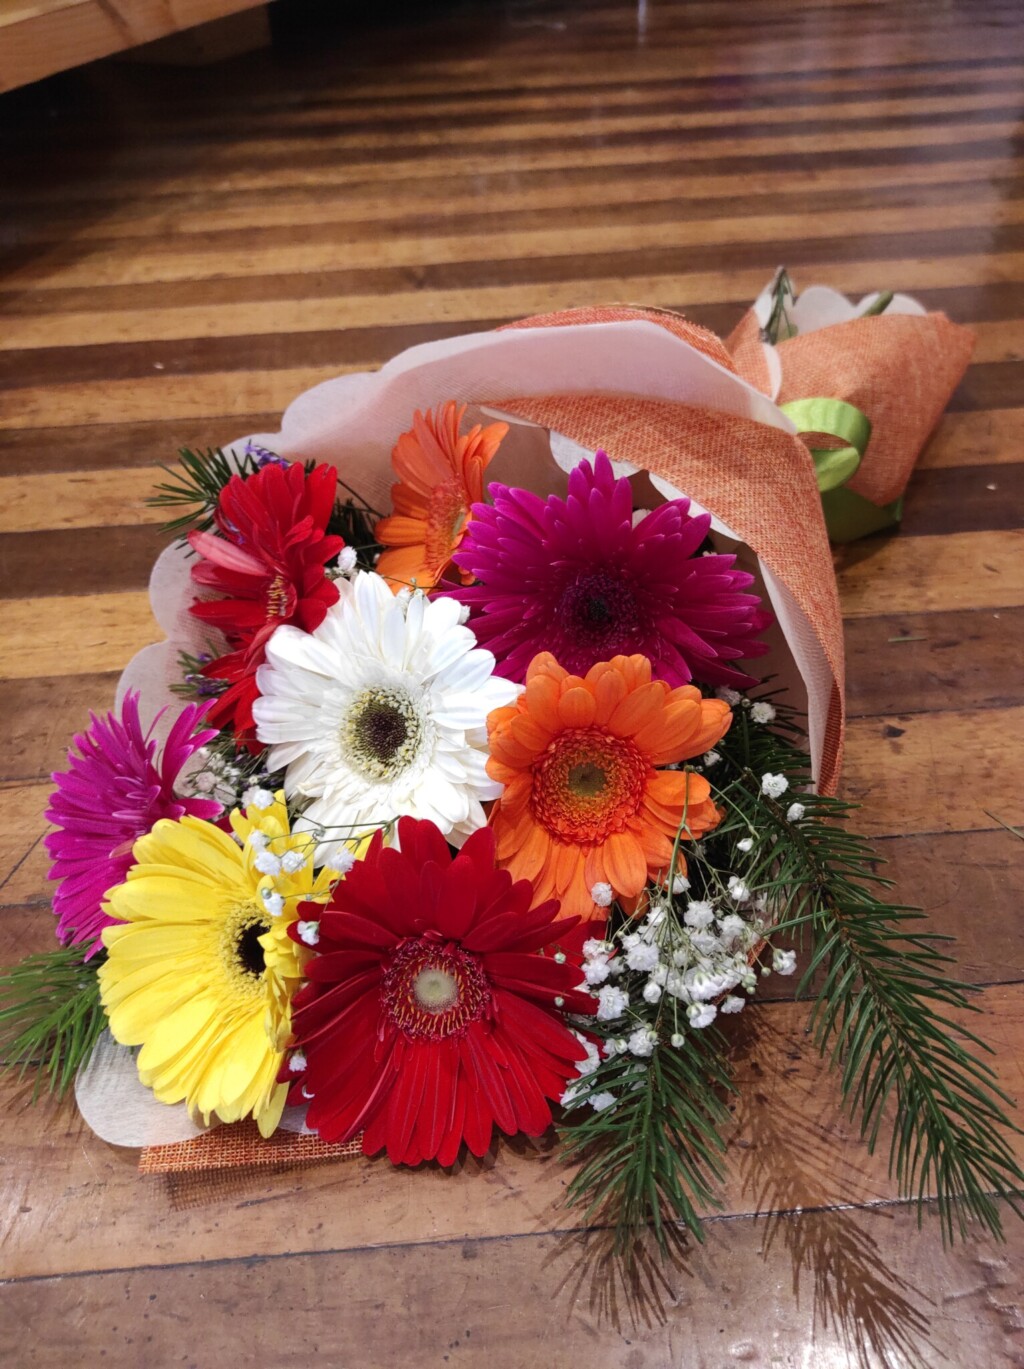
<box><xmin>726</xmin><ymin>308</ymin><xmax>976</xmax><ymax>507</ymax></box>
<box><xmin>140</xmin><ymin>303</ymin><xmax>848</xmax><ymax>1176</ymax></box>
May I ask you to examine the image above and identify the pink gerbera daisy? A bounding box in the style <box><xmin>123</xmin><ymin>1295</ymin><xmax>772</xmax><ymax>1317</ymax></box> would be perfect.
<box><xmin>449</xmin><ymin>450</ymin><xmax>773</xmax><ymax>689</ymax></box>
<box><xmin>44</xmin><ymin>692</ymin><xmax>221</xmax><ymax>957</ymax></box>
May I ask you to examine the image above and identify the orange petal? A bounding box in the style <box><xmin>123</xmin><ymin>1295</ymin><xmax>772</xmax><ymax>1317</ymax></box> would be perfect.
<box><xmin>607</xmin><ymin>681</ymin><xmax>665</xmax><ymax>739</ymax></box>
<box><xmin>526</xmin><ymin>652</ymin><xmax>566</xmax><ymax>685</ymax></box>
<box><xmin>590</xmin><ymin>667</ymin><xmax>628</xmax><ymax>726</ymax></box>
<box><xmin>373</xmin><ymin>514</ymin><xmax>425</xmax><ymax>548</ymax></box>
<box><xmin>601</xmin><ymin>831</ymin><xmax>648</xmax><ymax>897</ymax></box>
<box><xmin>558</xmin><ymin>686</ymin><xmax>597</xmax><ymax>729</ymax></box>
<box><xmin>510</xmin><ymin>712</ymin><xmax>556</xmax><ymax>757</ymax></box>
<box><xmin>633</xmin><ymin>697</ymin><xmax>702</xmax><ymax>762</ymax></box>
<box><xmin>685</xmin><ymin>699</ymin><xmax>733</xmax><ymax>756</ymax></box>
<box><xmin>523</xmin><ymin>672</ymin><xmax>562</xmax><ymax>732</ymax></box>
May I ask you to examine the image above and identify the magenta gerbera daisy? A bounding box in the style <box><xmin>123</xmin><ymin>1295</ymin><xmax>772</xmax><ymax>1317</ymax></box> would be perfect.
<box><xmin>44</xmin><ymin>692</ymin><xmax>221</xmax><ymax>957</ymax></box>
<box><xmin>448</xmin><ymin>450</ymin><xmax>773</xmax><ymax>688</ymax></box>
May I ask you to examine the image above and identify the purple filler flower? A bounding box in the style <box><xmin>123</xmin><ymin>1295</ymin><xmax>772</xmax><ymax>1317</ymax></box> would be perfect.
<box><xmin>449</xmin><ymin>450</ymin><xmax>773</xmax><ymax>688</ymax></box>
<box><xmin>44</xmin><ymin>692</ymin><xmax>221</xmax><ymax>958</ymax></box>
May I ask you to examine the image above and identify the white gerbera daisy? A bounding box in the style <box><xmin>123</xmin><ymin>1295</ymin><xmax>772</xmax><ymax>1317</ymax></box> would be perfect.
<box><xmin>253</xmin><ymin>571</ymin><xmax>519</xmax><ymax>861</ymax></box>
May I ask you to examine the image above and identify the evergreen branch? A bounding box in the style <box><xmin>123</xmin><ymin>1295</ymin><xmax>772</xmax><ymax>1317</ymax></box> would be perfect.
<box><xmin>712</xmin><ymin>697</ymin><xmax>1024</xmax><ymax>1242</ymax></box>
<box><xmin>560</xmin><ymin>1023</ymin><xmax>734</xmax><ymax>1254</ymax></box>
<box><xmin>0</xmin><ymin>946</ymin><xmax>107</xmax><ymax>1099</ymax></box>
<box><xmin>148</xmin><ymin>446</ymin><xmax>261</xmax><ymax>540</ymax></box>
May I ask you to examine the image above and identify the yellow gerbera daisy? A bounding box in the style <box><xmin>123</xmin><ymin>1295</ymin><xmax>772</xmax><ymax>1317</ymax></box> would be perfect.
<box><xmin>99</xmin><ymin>791</ymin><xmax>342</xmax><ymax>1137</ymax></box>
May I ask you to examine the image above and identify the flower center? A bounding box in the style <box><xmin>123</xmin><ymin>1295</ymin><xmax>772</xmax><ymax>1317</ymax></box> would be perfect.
<box><xmin>342</xmin><ymin>687</ymin><xmax>423</xmax><ymax>781</ymax></box>
<box><xmin>423</xmin><ymin>480</ymin><xmax>469</xmax><ymax>576</ymax></box>
<box><xmin>557</xmin><ymin>570</ymin><xmax>639</xmax><ymax>661</ymax></box>
<box><xmin>382</xmin><ymin>939</ymin><xmax>490</xmax><ymax>1041</ymax></box>
<box><xmin>219</xmin><ymin>903</ymin><xmax>272</xmax><ymax>1000</ymax></box>
<box><xmin>532</xmin><ymin>727</ymin><xmax>648</xmax><ymax>843</ymax></box>
<box><xmin>266</xmin><ymin>572</ymin><xmax>296</xmax><ymax>619</ymax></box>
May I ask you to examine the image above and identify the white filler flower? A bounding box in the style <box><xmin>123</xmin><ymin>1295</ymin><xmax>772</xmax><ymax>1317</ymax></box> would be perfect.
<box><xmin>253</xmin><ymin>571</ymin><xmax>518</xmax><ymax>860</ymax></box>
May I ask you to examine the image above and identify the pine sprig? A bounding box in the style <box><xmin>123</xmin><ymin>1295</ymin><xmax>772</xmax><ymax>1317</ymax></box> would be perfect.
<box><xmin>560</xmin><ymin>1021</ymin><xmax>734</xmax><ymax>1254</ymax></box>
<box><xmin>148</xmin><ymin>445</ymin><xmax>261</xmax><ymax>539</ymax></box>
<box><xmin>712</xmin><ymin>697</ymin><xmax>1024</xmax><ymax>1242</ymax></box>
<box><xmin>0</xmin><ymin>946</ymin><xmax>107</xmax><ymax>1099</ymax></box>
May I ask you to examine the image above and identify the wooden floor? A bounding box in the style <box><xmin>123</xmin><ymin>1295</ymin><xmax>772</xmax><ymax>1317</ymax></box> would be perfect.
<box><xmin>2</xmin><ymin>0</ymin><xmax>1024</xmax><ymax>1363</ymax></box>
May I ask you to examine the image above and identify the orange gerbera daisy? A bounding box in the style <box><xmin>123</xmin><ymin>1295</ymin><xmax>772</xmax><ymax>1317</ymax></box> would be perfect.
<box><xmin>486</xmin><ymin>653</ymin><xmax>732</xmax><ymax>921</ymax></box>
<box><xmin>375</xmin><ymin>401</ymin><xmax>508</xmax><ymax>591</ymax></box>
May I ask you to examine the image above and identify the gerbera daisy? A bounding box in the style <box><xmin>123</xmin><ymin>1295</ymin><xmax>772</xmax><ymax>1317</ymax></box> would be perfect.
<box><xmin>99</xmin><ymin>792</ymin><xmax>340</xmax><ymax>1137</ymax></box>
<box><xmin>486</xmin><ymin>653</ymin><xmax>732</xmax><ymax>920</ymax></box>
<box><xmin>188</xmin><ymin>460</ymin><xmax>344</xmax><ymax>746</ymax></box>
<box><xmin>449</xmin><ymin>450</ymin><xmax>772</xmax><ymax>689</ymax></box>
<box><xmin>252</xmin><ymin>570</ymin><xmax>519</xmax><ymax>863</ymax></box>
<box><xmin>44</xmin><ymin>692</ymin><xmax>220</xmax><ymax>957</ymax></box>
<box><xmin>374</xmin><ymin>401</ymin><xmax>508</xmax><ymax>591</ymax></box>
<box><xmin>286</xmin><ymin>817</ymin><xmax>594</xmax><ymax>1164</ymax></box>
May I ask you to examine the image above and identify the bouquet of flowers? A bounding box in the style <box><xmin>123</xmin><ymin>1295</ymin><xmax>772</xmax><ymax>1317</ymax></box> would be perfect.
<box><xmin>3</xmin><ymin>296</ymin><xmax>1020</xmax><ymax>1256</ymax></box>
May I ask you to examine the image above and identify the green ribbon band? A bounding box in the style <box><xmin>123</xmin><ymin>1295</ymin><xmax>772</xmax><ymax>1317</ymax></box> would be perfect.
<box><xmin>779</xmin><ymin>396</ymin><xmax>899</xmax><ymax>542</ymax></box>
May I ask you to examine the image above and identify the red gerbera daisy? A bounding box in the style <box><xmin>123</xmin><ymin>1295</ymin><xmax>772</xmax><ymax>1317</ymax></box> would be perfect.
<box><xmin>188</xmin><ymin>461</ymin><xmax>344</xmax><ymax>746</ymax></box>
<box><xmin>285</xmin><ymin>817</ymin><xmax>594</xmax><ymax>1166</ymax></box>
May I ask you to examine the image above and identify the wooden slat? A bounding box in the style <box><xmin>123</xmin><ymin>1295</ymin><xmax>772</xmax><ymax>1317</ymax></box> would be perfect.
<box><xmin>835</xmin><ymin>529</ymin><xmax>1024</xmax><ymax>616</ymax></box>
<box><xmin>5</xmin><ymin>254</ymin><xmax>1024</xmax><ymax>356</ymax></box>
<box><xmin>10</xmin><ymin>194</ymin><xmax>1024</xmax><ymax>292</ymax></box>
<box><xmin>1</xmin><ymin>1200</ymin><xmax>1022</xmax><ymax>1366</ymax></box>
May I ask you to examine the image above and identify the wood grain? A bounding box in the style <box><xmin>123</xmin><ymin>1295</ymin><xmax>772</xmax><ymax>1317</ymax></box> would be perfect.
<box><xmin>2</xmin><ymin>0</ymin><xmax>1024</xmax><ymax>1362</ymax></box>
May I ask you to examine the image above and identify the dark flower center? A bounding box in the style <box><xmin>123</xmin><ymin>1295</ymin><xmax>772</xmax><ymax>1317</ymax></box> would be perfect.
<box><xmin>382</xmin><ymin>940</ymin><xmax>490</xmax><ymax>1041</ymax></box>
<box><xmin>557</xmin><ymin>571</ymin><xmax>638</xmax><ymax>653</ymax></box>
<box><xmin>568</xmin><ymin>761</ymin><xmax>607</xmax><ymax>798</ymax></box>
<box><xmin>343</xmin><ymin>687</ymin><xmax>422</xmax><ymax>781</ymax></box>
<box><xmin>235</xmin><ymin>917</ymin><xmax>270</xmax><ymax>978</ymax></box>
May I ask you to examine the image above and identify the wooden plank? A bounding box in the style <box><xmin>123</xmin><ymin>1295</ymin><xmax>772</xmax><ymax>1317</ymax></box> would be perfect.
<box><xmin>0</xmin><ymin>1200</ymin><xmax>1022</xmax><ymax>1368</ymax></box>
<box><xmin>899</xmin><ymin>461</ymin><xmax>1024</xmax><ymax>535</ymax></box>
<box><xmin>0</xmin><ymin>672</ymin><xmax>120</xmax><ymax>785</ymax></box>
<box><xmin>5</xmin><ymin>254</ymin><xmax>1024</xmax><ymax>355</ymax></box>
<box><xmin>0</xmin><ymin>592</ymin><xmax>157</xmax><ymax>680</ymax></box>
<box><xmin>0</xmin><ymin>525</ymin><xmax>171</xmax><ymax>598</ymax></box>
<box><xmin>14</xmin><ymin>158</ymin><xmax>1024</xmax><ymax>246</ymax></box>
<box><xmin>10</xmin><ymin>193</ymin><xmax>1024</xmax><ymax>292</ymax></box>
<box><xmin>844</xmin><ymin>606</ymin><xmax>1024</xmax><ymax>716</ymax></box>
<box><xmin>0</xmin><ymin>415</ymin><xmax>280</xmax><ymax>476</ymax></box>
<box><xmin>0</xmin><ymin>468</ymin><xmax>166</xmax><ymax>533</ymax></box>
<box><xmin>918</xmin><ymin>407</ymin><xmax>1024</xmax><ymax>468</ymax></box>
<box><xmin>0</xmin><ymin>365</ymin><xmax>356</xmax><ymax>429</ymax></box>
<box><xmin>10</xmin><ymin>822</ymin><xmax>1024</xmax><ymax>987</ymax></box>
<box><xmin>843</xmin><ymin>706</ymin><xmax>1024</xmax><ymax>835</ymax></box>
<box><xmin>0</xmin><ymin>784</ymin><xmax>52</xmax><ymax>908</ymax></box>
<box><xmin>835</xmin><ymin>529</ymin><xmax>1024</xmax><ymax>617</ymax></box>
